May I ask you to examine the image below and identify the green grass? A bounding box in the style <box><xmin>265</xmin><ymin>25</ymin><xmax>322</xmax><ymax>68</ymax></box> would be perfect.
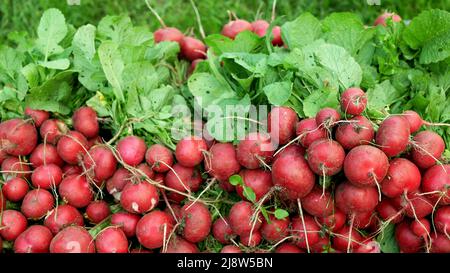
<box><xmin>1</xmin><ymin>0</ymin><xmax>449</xmax><ymax>42</ymax></box>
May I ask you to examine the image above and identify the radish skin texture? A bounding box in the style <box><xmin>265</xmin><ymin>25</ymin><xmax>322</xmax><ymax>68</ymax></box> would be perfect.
<box><xmin>120</xmin><ymin>181</ymin><xmax>159</xmax><ymax>214</ymax></box>
<box><xmin>83</xmin><ymin>146</ymin><xmax>117</xmax><ymax>184</ymax></box>
<box><xmin>295</xmin><ymin>118</ymin><xmax>327</xmax><ymax>148</ymax></box>
<box><xmin>72</xmin><ymin>106</ymin><xmax>99</xmax><ymax>138</ymax></box>
<box><xmin>180</xmin><ymin>37</ymin><xmax>206</xmax><ymax>61</ymax></box>
<box><xmin>302</xmin><ymin>186</ymin><xmax>335</xmax><ymax>217</ymax></box>
<box><xmin>317</xmin><ymin>209</ymin><xmax>346</xmax><ymax>232</ymax></box>
<box><xmin>340</xmin><ymin>87</ymin><xmax>367</xmax><ymax>116</ymax></box>
<box><xmin>228</xmin><ymin>201</ymin><xmax>262</xmax><ymax>236</ymax></box>
<box><xmin>343</xmin><ymin>145</ymin><xmax>389</xmax><ymax>187</ymax></box>
<box><xmin>2</xmin><ymin>177</ymin><xmax>29</xmax><ymax>202</ymax></box>
<box><xmin>95</xmin><ymin>227</ymin><xmax>128</xmax><ymax>253</ymax></box>
<box><xmin>411</xmin><ymin>131</ymin><xmax>445</xmax><ymax>169</ymax></box>
<box><xmin>260</xmin><ymin>214</ymin><xmax>290</xmax><ymax>243</ymax></box>
<box><xmin>25</xmin><ymin>107</ymin><xmax>49</xmax><ymax>127</ymax></box>
<box><xmin>116</xmin><ymin>136</ymin><xmax>147</xmax><ymax>166</ymax></box>
<box><xmin>86</xmin><ymin>200</ymin><xmax>111</xmax><ymax>224</ymax></box>
<box><xmin>58</xmin><ymin>175</ymin><xmax>93</xmax><ymax>208</ymax></box>
<box><xmin>145</xmin><ymin>144</ymin><xmax>174</xmax><ymax>173</ymax></box>
<box><xmin>335</xmin><ymin>116</ymin><xmax>374</xmax><ymax>150</ymax></box>
<box><xmin>434</xmin><ymin>206</ymin><xmax>450</xmax><ymax>234</ymax></box>
<box><xmin>136</xmin><ymin>210</ymin><xmax>174</xmax><ymax>249</ymax></box>
<box><xmin>21</xmin><ymin>189</ymin><xmax>55</xmax><ymax>220</ymax></box>
<box><xmin>212</xmin><ymin>217</ymin><xmax>234</xmax><ymax>244</ymax></box>
<box><xmin>221</xmin><ymin>19</ymin><xmax>253</xmax><ymax>39</ymax></box>
<box><xmin>291</xmin><ymin>215</ymin><xmax>321</xmax><ymax>249</ymax></box>
<box><xmin>175</xmin><ymin>136</ymin><xmax>208</xmax><ymax>167</ymax></box>
<box><xmin>154</xmin><ymin>27</ymin><xmax>184</xmax><ymax>43</ymax></box>
<box><xmin>0</xmin><ymin>210</ymin><xmax>28</xmax><ymax>241</ymax></box>
<box><xmin>30</xmin><ymin>143</ymin><xmax>63</xmax><ymax>167</ymax></box>
<box><xmin>57</xmin><ymin>131</ymin><xmax>88</xmax><ymax>165</ymax></box>
<box><xmin>44</xmin><ymin>204</ymin><xmax>84</xmax><ymax>234</ymax></box>
<box><xmin>236</xmin><ymin>132</ymin><xmax>274</xmax><ymax>169</ymax></box>
<box><xmin>31</xmin><ymin>163</ymin><xmax>63</xmax><ymax>189</ymax></box>
<box><xmin>268</xmin><ymin>106</ymin><xmax>299</xmax><ymax>145</ymax></box>
<box><xmin>181</xmin><ymin>201</ymin><xmax>212</xmax><ymax>243</ymax></box>
<box><xmin>205</xmin><ymin>143</ymin><xmax>241</xmax><ymax>181</ymax></box>
<box><xmin>236</xmin><ymin>169</ymin><xmax>272</xmax><ymax>202</ymax></box>
<box><xmin>375</xmin><ymin>116</ymin><xmax>410</xmax><ymax>157</ymax></box>
<box><xmin>40</xmin><ymin>119</ymin><xmax>68</xmax><ymax>144</ymax></box>
<box><xmin>272</xmin><ymin>153</ymin><xmax>315</xmax><ymax>200</ymax></box>
<box><xmin>380</xmin><ymin>158</ymin><xmax>421</xmax><ymax>198</ymax></box>
<box><xmin>395</xmin><ymin>221</ymin><xmax>423</xmax><ymax>253</ymax></box>
<box><xmin>50</xmin><ymin>226</ymin><xmax>95</xmax><ymax>253</ymax></box>
<box><xmin>111</xmin><ymin>212</ymin><xmax>141</xmax><ymax>238</ymax></box>
<box><xmin>421</xmin><ymin>164</ymin><xmax>450</xmax><ymax>205</ymax></box>
<box><xmin>335</xmin><ymin>181</ymin><xmax>379</xmax><ymax>214</ymax></box>
<box><xmin>14</xmin><ymin>225</ymin><xmax>53</xmax><ymax>253</ymax></box>
<box><xmin>106</xmin><ymin>168</ymin><xmax>131</xmax><ymax>196</ymax></box>
<box><xmin>275</xmin><ymin>243</ymin><xmax>304</xmax><ymax>253</ymax></box>
<box><xmin>0</xmin><ymin>118</ymin><xmax>37</xmax><ymax>156</ymax></box>
<box><xmin>403</xmin><ymin>110</ymin><xmax>423</xmax><ymax>133</ymax></box>
<box><xmin>307</xmin><ymin>139</ymin><xmax>345</xmax><ymax>176</ymax></box>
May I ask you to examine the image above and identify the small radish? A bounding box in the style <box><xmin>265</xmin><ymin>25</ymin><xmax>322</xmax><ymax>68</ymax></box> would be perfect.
<box><xmin>111</xmin><ymin>212</ymin><xmax>141</xmax><ymax>238</ymax></box>
<box><xmin>275</xmin><ymin>243</ymin><xmax>304</xmax><ymax>253</ymax></box>
<box><xmin>376</xmin><ymin>199</ymin><xmax>404</xmax><ymax>224</ymax></box>
<box><xmin>0</xmin><ymin>210</ymin><xmax>28</xmax><ymax>241</ymax></box>
<box><xmin>21</xmin><ymin>189</ymin><xmax>55</xmax><ymax>220</ymax></box>
<box><xmin>273</xmin><ymin>144</ymin><xmax>305</xmax><ymax>161</ymax></box>
<box><xmin>221</xmin><ymin>245</ymin><xmax>242</xmax><ymax>253</ymax></box>
<box><xmin>335</xmin><ymin>181</ymin><xmax>379</xmax><ymax>214</ymax></box>
<box><xmin>205</xmin><ymin>143</ymin><xmax>241</xmax><ymax>181</ymax></box>
<box><xmin>421</xmin><ymin>164</ymin><xmax>450</xmax><ymax>205</ymax></box>
<box><xmin>25</xmin><ymin>107</ymin><xmax>49</xmax><ymax>127</ymax></box>
<box><xmin>240</xmin><ymin>230</ymin><xmax>262</xmax><ymax>247</ymax></box>
<box><xmin>411</xmin><ymin>131</ymin><xmax>445</xmax><ymax>169</ymax></box>
<box><xmin>44</xmin><ymin>204</ymin><xmax>84</xmax><ymax>234</ymax></box>
<box><xmin>72</xmin><ymin>106</ymin><xmax>99</xmax><ymax>138</ymax></box>
<box><xmin>306</xmin><ymin>139</ymin><xmax>345</xmax><ymax>176</ymax></box>
<box><xmin>40</xmin><ymin>119</ymin><xmax>68</xmax><ymax>145</ymax></box>
<box><xmin>1</xmin><ymin>156</ymin><xmax>31</xmax><ymax>180</ymax></box>
<box><xmin>212</xmin><ymin>217</ymin><xmax>235</xmax><ymax>244</ymax></box>
<box><xmin>0</xmin><ymin>118</ymin><xmax>37</xmax><ymax>156</ymax></box>
<box><xmin>50</xmin><ymin>226</ymin><xmax>95</xmax><ymax>253</ymax></box>
<box><xmin>236</xmin><ymin>169</ymin><xmax>272</xmax><ymax>202</ymax></box>
<box><xmin>434</xmin><ymin>206</ymin><xmax>450</xmax><ymax>234</ymax></box>
<box><xmin>2</xmin><ymin>177</ymin><xmax>29</xmax><ymax>202</ymax></box>
<box><xmin>340</xmin><ymin>87</ymin><xmax>367</xmax><ymax>116</ymax></box>
<box><xmin>395</xmin><ymin>221</ymin><xmax>423</xmax><ymax>253</ymax></box>
<box><xmin>180</xmin><ymin>37</ymin><xmax>206</xmax><ymax>61</ymax></box>
<box><xmin>374</xmin><ymin>12</ymin><xmax>402</xmax><ymax>26</ymax></box>
<box><xmin>228</xmin><ymin>201</ymin><xmax>262</xmax><ymax>236</ymax></box>
<box><xmin>302</xmin><ymin>186</ymin><xmax>335</xmax><ymax>217</ymax></box>
<box><xmin>136</xmin><ymin>210</ymin><xmax>174</xmax><ymax>249</ymax></box>
<box><xmin>154</xmin><ymin>27</ymin><xmax>184</xmax><ymax>43</ymax></box>
<box><xmin>30</xmin><ymin>143</ymin><xmax>64</xmax><ymax>167</ymax></box>
<box><xmin>31</xmin><ymin>163</ymin><xmax>63</xmax><ymax>189</ymax></box>
<box><xmin>335</xmin><ymin>115</ymin><xmax>374</xmax><ymax>150</ymax></box>
<box><xmin>120</xmin><ymin>181</ymin><xmax>159</xmax><ymax>214</ymax></box>
<box><xmin>175</xmin><ymin>136</ymin><xmax>208</xmax><ymax>167</ymax></box>
<box><xmin>332</xmin><ymin>225</ymin><xmax>363</xmax><ymax>252</ymax></box>
<box><xmin>145</xmin><ymin>144</ymin><xmax>174</xmax><ymax>173</ymax></box>
<box><xmin>95</xmin><ymin>227</ymin><xmax>128</xmax><ymax>253</ymax></box>
<box><xmin>14</xmin><ymin>225</ymin><xmax>53</xmax><ymax>253</ymax></box>
<box><xmin>106</xmin><ymin>168</ymin><xmax>131</xmax><ymax>197</ymax></box>
<box><xmin>260</xmin><ymin>214</ymin><xmax>290</xmax><ymax>243</ymax></box>
<box><xmin>165</xmin><ymin>236</ymin><xmax>199</xmax><ymax>253</ymax></box>
<box><xmin>295</xmin><ymin>118</ymin><xmax>327</xmax><ymax>148</ymax></box>
<box><xmin>317</xmin><ymin>209</ymin><xmax>346</xmax><ymax>232</ymax></box>
<box><xmin>83</xmin><ymin>146</ymin><xmax>117</xmax><ymax>184</ymax></box>
<box><xmin>236</xmin><ymin>132</ymin><xmax>274</xmax><ymax>169</ymax></box>
<box><xmin>403</xmin><ymin>110</ymin><xmax>423</xmax><ymax>133</ymax></box>
<box><xmin>164</xmin><ymin>163</ymin><xmax>202</xmax><ymax>203</ymax></box>
<box><xmin>291</xmin><ymin>215</ymin><xmax>321</xmax><ymax>249</ymax></box>
<box><xmin>315</xmin><ymin>107</ymin><xmax>341</xmax><ymax>129</ymax></box>
<box><xmin>86</xmin><ymin>200</ymin><xmax>111</xmax><ymax>224</ymax></box>
<box><xmin>221</xmin><ymin>19</ymin><xmax>253</xmax><ymax>39</ymax></box>
<box><xmin>57</xmin><ymin>131</ymin><xmax>88</xmax><ymax>165</ymax></box>
<box><xmin>380</xmin><ymin>158</ymin><xmax>421</xmax><ymax>198</ymax></box>
<box><xmin>268</xmin><ymin>106</ymin><xmax>299</xmax><ymax>145</ymax></box>
<box><xmin>58</xmin><ymin>175</ymin><xmax>93</xmax><ymax>208</ymax></box>
<box><xmin>117</xmin><ymin>136</ymin><xmax>147</xmax><ymax>166</ymax></box>
<box><xmin>375</xmin><ymin>116</ymin><xmax>410</xmax><ymax>157</ymax></box>
<box><xmin>410</xmin><ymin>218</ymin><xmax>431</xmax><ymax>238</ymax></box>
<box><xmin>62</xmin><ymin>165</ymin><xmax>82</xmax><ymax>176</ymax></box>
<box><xmin>180</xmin><ymin>201</ymin><xmax>212</xmax><ymax>243</ymax></box>
<box><xmin>430</xmin><ymin>232</ymin><xmax>450</xmax><ymax>253</ymax></box>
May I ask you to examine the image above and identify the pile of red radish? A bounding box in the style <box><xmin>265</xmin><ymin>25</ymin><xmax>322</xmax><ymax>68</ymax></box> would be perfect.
<box><xmin>0</xmin><ymin>84</ymin><xmax>449</xmax><ymax>253</ymax></box>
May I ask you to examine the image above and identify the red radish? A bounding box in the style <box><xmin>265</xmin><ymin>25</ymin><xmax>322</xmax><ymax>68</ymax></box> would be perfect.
<box><xmin>120</xmin><ymin>181</ymin><xmax>159</xmax><ymax>214</ymax></box>
<box><xmin>335</xmin><ymin>116</ymin><xmax>374</xmax><ymax>150</ymax></box>
<box><xmin>175</xmin><ymin>136</ymin><xmax>208</xmax><ymax>167</ymax></box>
<box><xmin>145</xmin><ymin>144</ymin><xmax>174</xmax><ymax>173</ymax></box>
<box><xmin>221</xmin><ymin>245</ymin><xmax>242</xmax><ymax>253</ymax></box>
<box><xmin>395</xmin><ymin>221</ymin><xmax>423</xmax><ymax>253</ymax></box>
<box><xmin>0</xmin><ymin>210</ymin><xmax>27</xmax><ymax>241</ymax></box>
<box><xmin>154</xmin><ymin>27</ymin><xmax>184</xmax><ymax>43</ymax></box>
<box><xmin>44</xmin><ymin>204</ymin><xmax>84</xmax><ymax>234</ymax></box>
<box><xmin>62</xmin><ymin>164</ymin><xmax>82</xmax><ymax>176</ymax></box>
<box><xmin>181</xmin><ymin>201</ymin><xmax>212</xmax><ymax>243</ymax></box>
<box><xmin>430</xmin><ymin>232</ymin><xmax>450</xmax><ymax>253</ymax></box>
<box><xmin>240</xmin><ymin>230</ymin><xmax>262</xmax><ymax>247</ymax></box>
<box><xmin>153</xmin><ymin>172</ymin><xmax>165</xmax><ymax>185</ymax></box>
<box><xmin>295</xmin><ymin>118</ymin><xmax>327</xmax><ymax>148</ymax></box>
<box><xmin>271</xmin><ymin>26</ymin><xmax>283</xmax><ymax>46</ymax></box>
<box><xmin>315</xmin><ymin>107</ymin><xmax>341</xmax><ymax>128</ymax></box>
<box><xmin>72</xmin><ymin>106</ymin><xmax>99</xmax><ymax>138</ymax></box>
<box><xmin>50</xmin><ymin>226</ymin><xmax>95</xmax><ymax>253</ymax></box>
<box><xmin>30</xmin><ymin>143</ymin><xmax>63</xmax><ymax>167</ymax></box>
<box><xmin>2</xmin><ymin>177</ymin><xmax>29</xmax><ymax>202</ymax></box>
<box><xmin>410</xmin><ymin>218</ymin><xmax>431</xmax><ymax>238</ymax></box>
<box><xmin>188</xmin><ymin>59</ymin><xmax>202</xmax><ymax>75</ymax></box>
<box><xmin>164</xmin><ymin>163</ymin><xmax>202</xmax><ymax>203</ymax></box>
<box><xmin>111</xmin><ymin>212</ymin><xmax>141</xmax><ymax>238</ymax></box>
<box><xmin>136</xmin><ymin>210</ymin><xmax>174</xmax><ymax>249</ymax></box>
<box><xmin>335</xmin><ymin>181</ymin><xmax>379</xmax><ymax>214</ymax></box>
<box><xmin>343</xmin><ymin>145</ymin><xmax>389</xmax><ymax>187</ymax></box>
<box><xmin>272</xmin><ymin>154</ymin><xmax>315</xmax><ymax>200</ymax></box>
<box><xmin>212</xmin><ymin>217</ymin><xmax>234</xmax><ymax>244</ymax></box>
<box><xmin>318</xmin><ymin>209</ymin><xmax>346</xmax><ymax>232</ymax></box>
<box><xmin>31</xmin><ymin>163</ymin><xmax>63</xmax><ymax>189</ymax></box>
<box><xmin>95</xmin><ymin>227</ymin><xmax>128</xmax><ymax>253</ymax></box>
<box><xmin>180</xmin><ymin>37</ymin><xmax>206</xmax><ymax>61</ymax></box>
<box><xmin>57</xmin><ymin>131</ymin><xmax>88</xmax><ymax>165</ymax></box>
<box><xmin>275</xmin><ymin>243</ymin><xmax>304</xmax><ymax>253</ymax></box>
<box><xmin>375</xmin><ymin>116</ymin><xmax>410</xmax><ymax>157</ymax></box>
<box><xmin>307</xmin><ymin>139</ymin><xmax>345</xmax><ymax>176</ymax></box>
<box><xmin>421</xmin><ymin>164</ymin><xmax>450</xmax><ymax>205</ymax></box>
<box><xmin>260</xmin><ymin>214</ymin><xmax>289</xmax><ymax>243</ymax></box>
<box><xmin>58</xmin><ymin>175</ymin><xmax>93</xmax><ymax>208</ymax></box>
<box><xmin>376</xmin><ymin>199</ymin><xmax>404</xmax><ymax>224</ymax></box>
<box><xmin>403</xmin><ymin>110</ymin><xmax>423</xmax><ymax>133</ymax></box>
<box><xmin>354</xmin><ymin>240</ymin><xmax>381</xmax><ymax>253</ymax></box>
<box><xmin>302</xmin><ymin>186</ymin><xmax>335</xmax><ymax>217</ymax></box>
<box><xmin>236</xmin><ymin>169</ymin><xmax>272</xmax><ymax>202</ymax></box>
<box><xmin>411</xmin><ymin>131</ymin><xmax>445</xmax><ymax>169</ymax></box>
<box><xmin>164</xmin><ymin>204</ymin><xmax>182</xmax><ymax>224</ymax></box>
<box><xmin>1</xmin><ymin>156</ymin><xmax>31</xmax><ymax>180</ymax></box>
<box><xmin>165</xmin><ymin>236</ymin><xmax>199</xmax><ymax>253</ymax></box>
<box><xmin>268</xmin><ymin>106</ymin><xmax>299</xmax><ymax>145</ymax></box>
<box><xmin>228</xmin><ymin>201</ymin><xmax>262</xmax><ymax>236</ymax></box>
<box><xmin>353</xmin><ymin>211</ymin><xmax>376</xmax><ymax>229</ymax></box>
<box><xmin>236</xmin><ymin>132</ymin><xmax>274</xmax><ymax>169</ymax></box>
<box><xmin>332</xmin><ymin>225</ymin><xmax>363</xmax><ymax>252</ymax></box>
<box><xmin>221</xmin><ymin>19</ymin><xmax>253</xmax><ymax>39</ymax></box>
<box><xmin>394</xmin><ymin>193</ymin><xmax>433</xmax><ymax>219</ymax></box>
<box><xmin>310</xmin><ymin>236</ymin><xmax>331</xmax><ymax>253</ymax></box>
<box><xmin>40</xmin><ymin>119</ymin><xmax>68</xmax><ymax>144</ymax></box>
<box><xmin>434</xmin><ymin>206</ymin><xmax>450</xmax><ymax>234</ymax></box>
<box><xmin>273</xmin><ymin>144</ymin><xmax>305</xmax><ymax>161</ymax></box>
<box><xmin>380</xmin><ymin>158</ymin><xmax>421</xmax><ymax>198</ymax></box>
<box><xmin>374</xmin><ymin>12</ymin><xmax>402</xmax><ymax>26</ymax></box>
<box><xmin>219</xmin><ymin>179</ymin><xmax>235</xmax><ymax>193</ymax></box>
<box><xmin>21</xmin><ymin>189</ymin><xmax>55</xmax><ymax>219</ymax></box>
<box><xmin>117</xmin><ymin>136</ymin><xmax>147</xmax><ymax>166</ymax></box>
<box><xmin>291</xmin><ymin>215</ymin><xmax>321</xmax><ymax>249</ymax></box>
<box><xmin>86</xmin><ymin>200</ymin><xmax>111</xmax><ymax>224</ymax></box>
<box><xmin>14</xmin><ymin>225</ymin><xmax>53</xmax><ymax>253</ymax></box>
<box><xmin>205</xmin><ymin>143</ymin><xmax>241</xmax><ymax>181</ymax></box>
<box><xmin>0</xmin><ymin>118</ymin><xmax>37</xmax><ymax>156</ymax></box>
<box><xmin>87</xmin><ymin>136</ymin><xmax>103</xmax><ymax>148</ymax></box>
<box><xmin>106</xmin><ymin>168</ymin><xmax>131</xmax><ymax>197</ymax></box>
<box><xmin>83</xmin><ymin>146</ymin><xmax>117</xmax><ymax>184</ymax></box>
<box><xmin>251</xmin><ymin>20</ymin><xmax>269</xmax><ymax>37</ymax></box>
<box><xmin>25</xmin><ymin>107</ymin><xmax>49</xmax><ymax>127</ymax></box>
<box><xmin>340</xmin><ymin>87</ymin><xmax>367</xmax><ymax>116</ymax></box>
<box><xmin>136</xmin><ymin>163</ymin><xmax>154</xmax><ymax>180</ymax></box>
